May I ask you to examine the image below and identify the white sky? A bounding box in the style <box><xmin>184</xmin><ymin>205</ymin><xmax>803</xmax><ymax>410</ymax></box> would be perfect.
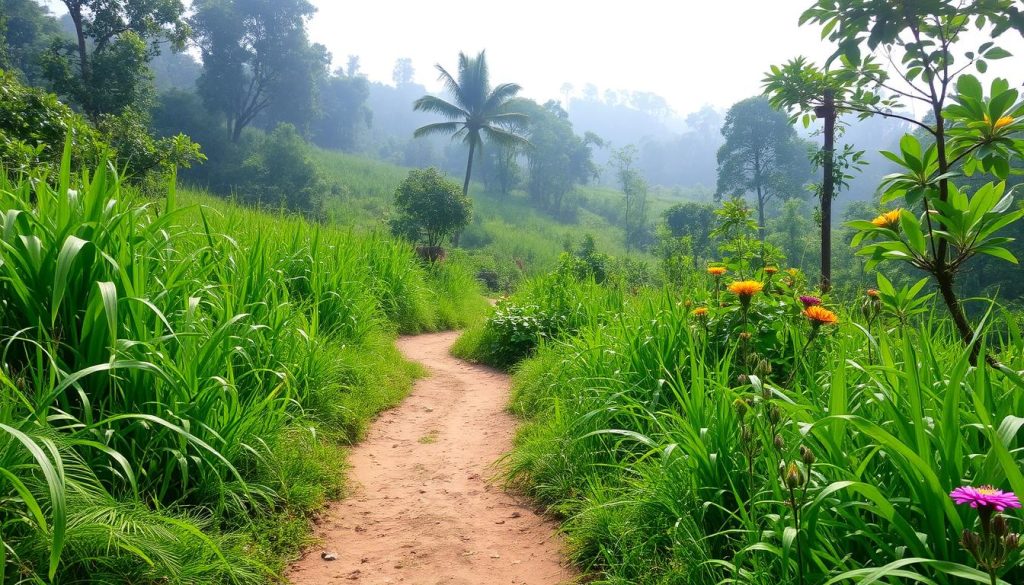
<box><xmin>41</xmin><ymin>0</ymin><xmax>1024</xmax><ymax>117</ymax></box>
<box><xmin>308</xmin><ymin>0</ymin><xmax>829</xmax><ymax>114</ymax></box>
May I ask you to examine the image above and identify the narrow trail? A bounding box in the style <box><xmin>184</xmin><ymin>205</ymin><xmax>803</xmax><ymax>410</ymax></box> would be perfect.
<box><xmin>287</xmin><ymin>331</ymin><xmax>575</xmax><ymax>585</ymax></box>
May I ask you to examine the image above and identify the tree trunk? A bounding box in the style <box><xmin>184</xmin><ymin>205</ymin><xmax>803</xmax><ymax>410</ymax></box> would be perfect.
<box><xmin>452</xmin><ymin>140</ymin><xmax>476</xmax><ymax>248</ymax></box>
<box><xmin>936</xmin><ymin>271</ymin><xmax>981</xmax><ymax>366</ymax></box>
<box><xmin>67</xmin><ymin>3</ymin><xmax>93</xmax><ymax>117</ymax></box>
<box><xmin>756</xmin><ymin>186</ymin><xmax>766</xmax><ymax>242</ymax></box>
<box><xmin>819</xmin><ymin>90</ymin><xmax>836</xmax><ymax>293</ymax></box>
<box><xmin>231</xmin><ymin>115</ymin><xmax>243</xmax><ymax>143</ymax></box>
<box><xmin>462</xmin><ymin>140</ymin><xmax>477</xmax><ymax>196</ymax></box>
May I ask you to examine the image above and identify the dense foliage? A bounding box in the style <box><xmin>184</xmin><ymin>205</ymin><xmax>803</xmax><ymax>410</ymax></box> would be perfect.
<box><xmin>0</xmin><ymin>70</ymin><xmax>201</xmax><ymax>185</ymax></box>
<box><xmin>456</xmin><ymin>263</ymin><xmax>1024</xmax><ymax>584</ymax></box>
<box><xmin>0</xmin><ymin>158</ymin><xmax>485</xmax><ymax>582</ymax></box>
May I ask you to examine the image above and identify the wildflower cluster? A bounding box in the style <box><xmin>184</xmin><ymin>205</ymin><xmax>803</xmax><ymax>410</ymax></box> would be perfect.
<box><xmin>950</xmin><ymin>486</ymin><xmax>1021</xmax><ymax>581</ymax></box>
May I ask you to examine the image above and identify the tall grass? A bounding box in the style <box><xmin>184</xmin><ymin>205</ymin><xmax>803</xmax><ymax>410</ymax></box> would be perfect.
<box><xmin>462</xmin><ymin>269</ymin><xmax>1024</xmax><ymax>584</ymax></box>
<box><xmin>0</xmin><ymin>153</ymin><xmax>485</xmax><ymax>582</ymax></box>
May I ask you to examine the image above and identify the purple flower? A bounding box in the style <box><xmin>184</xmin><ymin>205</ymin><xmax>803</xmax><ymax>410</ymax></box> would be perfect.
<box><xmin>799</xmin><ymin>295</ymin><xmax>822</xmax><ymax>308</ymax></box>
<box><xmin>950</xmin><ymin>486</ymin><xmax>1021</xmax><ymax>512</ymax></box>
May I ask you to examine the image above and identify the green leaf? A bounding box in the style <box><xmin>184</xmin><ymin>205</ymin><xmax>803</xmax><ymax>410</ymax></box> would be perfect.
<box><xmin>984</xmin><ymin>46</ymin><xmax>1012</xmax><ymax>60</ymax></box>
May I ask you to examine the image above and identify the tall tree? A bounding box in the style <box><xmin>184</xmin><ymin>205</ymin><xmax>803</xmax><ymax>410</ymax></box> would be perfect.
<box><xmin>2</xmin><ymin>0</ymin><xmax>66</xmax><ymax>84</ymax></box>
<box><xmin>413</xmin><ymin>50</ymin><xmax>528</xmax><ymax>196</ymax></box>
<box><xmin>715</xmin><ymin>96</ymin><xmax>812</xmax><ymax>240</ymax></box>
<box><xmin>519</xmin><ymin>99</ymin><xmax>600</xmax><ymax>217</ymax></box>
<box><xmin>612</xmin><ymin>145</ymin><xmax>649</xmax><ymax>253</ymax></box>
<box><xmin>313</xmin><ymin>68</ymin><xmax>371</xmax><ymax>151</ymax></box>
<box><xmin>766</xmin><ymin>0</ymin><xmax>1024</xmax><ymax>366</ymax></box>
<box><xmin>191</xmin><ymin>0</ymin><xmax>318</xmax><ymax>142</ymax></box>
<box><xmin>392</xmin><ymin>58</ymin><xmax>414</xmax><ymax>87</ymax></box>
<box><xmin>43</xmin><ymin>0</ymin><xmax>188</xmax><ymax>118</ymax></box>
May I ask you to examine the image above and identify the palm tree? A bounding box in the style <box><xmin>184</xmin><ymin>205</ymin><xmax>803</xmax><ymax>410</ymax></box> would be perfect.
<box><xmin>413</xmin><ymin>51</ymin><xmax>528</xmax><ymax>196</ymax></box>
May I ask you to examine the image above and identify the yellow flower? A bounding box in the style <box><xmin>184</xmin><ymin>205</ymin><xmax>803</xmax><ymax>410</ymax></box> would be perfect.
<box><xmin>764</xmin><ymin>266</ymin><xmax>779</xmax><ymax>275</ymax></box>
<box><xmin>692</xmin><ymin>307</ymin><xmax>709</xmax><ymax>318</ymax></box>
<box><xmin>871</xmin><ymin>209</ymin><xmax>902</xmax><ymax>229</ymax></box>
<box><xmin>708</xmin><ymin>266</ymin><xmax>727</xmax><ymax>276</ymax></box>
<box><xmin>728</xmin><ymin>280</ymin><xmax>764</xmax><ymax>298</ymax></box>
<box><xmin>804</xmin><ymin>305</ymin><xmax>839</xmax><ymax>326</ymax></box>
<box><xmin>985</xmin><ymin>113</ymin><xmax>1015</xmax><ymax>131</ymax></box>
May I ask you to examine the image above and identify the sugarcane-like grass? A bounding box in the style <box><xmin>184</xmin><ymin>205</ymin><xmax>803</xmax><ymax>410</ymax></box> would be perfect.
<box><xmin>0</xmin><ymin>157</ymin><xmax>486</xmax><ymax>582</ymax></box>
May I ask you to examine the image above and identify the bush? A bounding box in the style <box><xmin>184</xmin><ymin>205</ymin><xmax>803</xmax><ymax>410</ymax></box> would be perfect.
<box><xmin>390</xmin><ymin>167</ymin><xmax>472</xmax><ymax>249</ymax></box>
<box><xmin>0</xmin><ymin>68</ymin><xmax>101</xmax><ymax>174</ymax></box>
<box><xmin>237</xmin><ymin>123</ymin><xmax>325</xmax><ymax>216</ymax></box>
<box><xmin>0</xmin><ymin>71</ymin><xmax>202</xmax><ymax>186</ymax></box>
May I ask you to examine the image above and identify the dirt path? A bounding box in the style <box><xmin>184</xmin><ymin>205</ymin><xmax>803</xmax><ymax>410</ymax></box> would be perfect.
<box><xmin>287</xmin><ymin>331</ymin><xmax>575</xmax><ymax>585</ymax></box>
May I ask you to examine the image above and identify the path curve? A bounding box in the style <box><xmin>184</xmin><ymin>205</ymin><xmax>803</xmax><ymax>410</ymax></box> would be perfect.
<box><xmin>287</xmin><ymin>331</ymin><xmax>575</xmax><ymax>585</ymax></box>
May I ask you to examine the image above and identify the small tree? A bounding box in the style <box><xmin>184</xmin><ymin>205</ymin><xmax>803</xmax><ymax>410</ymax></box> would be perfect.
<box><xmin>612</xmin><ymin>145</ymin><xmax>649</xmax><ymax>253</ymax></box>
<box><xmin>766</xmin><ymin>0</ymin><xmax>1024</xmax><ymax>365</ymax></box>
<box><xmin>390</xmin><ymin>168</ymin><xmax>472</xmax><ymax>252</ymax></box>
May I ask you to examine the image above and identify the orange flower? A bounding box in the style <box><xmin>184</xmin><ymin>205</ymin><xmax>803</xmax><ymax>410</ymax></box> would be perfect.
<box><xmin>764</xmin><ymin>266</ymin><xmax>779</xmax><ymax>275</ymax></box>
<box><xmin>692</xmin><ymin>307</ymin><xmax>709</xmax><ymax>318</ymax></box>
<box><xmin>804</xmin><ymin>305</ymin><xmax>839</xmax><ymax>326</ymax></box>
<box><xmin>871</xmin><ymin>209</ymin><xmax>902</xmax><ymax>229</ymax></box>
<box><xmin>866</xmin><ymin>289</ymin><xmax>880</xmax><ymax>299</ymax></box>
<box><xmin>708</xmin><ymin>266</ymin><xmax>727</xmax><ymax>276</ymax></box>
<box><xmin>728</xmin><ymin>280</ymin><xmax>764</xmax><ymax>298</ymax></box>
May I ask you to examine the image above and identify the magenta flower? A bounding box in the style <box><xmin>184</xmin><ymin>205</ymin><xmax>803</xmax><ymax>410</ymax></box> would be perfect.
<box><xmin>799</xmin><ymin>295</ymin><xmax>822</xmax><ymax>308</ymax></box>
<box><xmin>950</xmin><ymin>486</ymin><xmax>1021</xmax><ymax>512</ymax></box>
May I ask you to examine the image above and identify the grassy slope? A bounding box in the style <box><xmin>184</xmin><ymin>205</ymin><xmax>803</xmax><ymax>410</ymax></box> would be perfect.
<box><xmin>310</xmin><ymin>146</ymin><xmax>659</xmax><ymax>284</ymax></box>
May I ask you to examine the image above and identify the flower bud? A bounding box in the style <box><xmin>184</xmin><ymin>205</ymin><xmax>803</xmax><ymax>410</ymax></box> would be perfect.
<box><xmin>800</xmin><ymin>445</ymin><xmax>815</xmax><ymax>466</ymax></box>
<box><xmin>740</xmin><ymin>424</ymin><xmax>753</xmax><ymax>444</ymax></box>
<box><xmin>769</xmin><ymin>404</ymin><xmax>781</xmax><ymax>425</ymax></box>
<box><xmin>755</xmin><ymin>358</ymin><xmax>772</xmax><ymax>377</ymax></box>
<box><xmin>739</xmin><ymin>332</ymin><xmax>752</xmax><ymax>342</ymax></box>
<box><xmin>992</xmin><ymin>514</ymin><xmax>1009</xmax><ymax>537</ymax></box>
<box><xmin>960</xmin><ymin>529</ymin><xmax>980</xmax><ymax>555</ymax></box>
<box><xmin>761</xmin><ymin>385</ymin><xmax>772</xmax><ymax>400</ymax></box>
<box><xmin>778</xmin><ymin>460</ymin><xmax>787</xmax><ymax>481</ymax></box>
<box><xmin>1005</xmin><ymin>532</ymin><xmax>1020</xmax><ymax>551</ymax></box>
<box><xmin>733</xmin><ymin>398</ymin><xmax>749</xmax><ymax>420</ymax></box>
<box><xmin>773</xmin><ymin>434</ymin><xmax>785</xmax><ymax>451</ymax></box>
<box><xmin>785</xmin><ymin>462</ymin><xmax>803</xmax><ymax>489</ymax></box>
<box><xmin>736</xmin><ymin>374</ymin><xmax>749</xmax><ymax>386</ymax></box>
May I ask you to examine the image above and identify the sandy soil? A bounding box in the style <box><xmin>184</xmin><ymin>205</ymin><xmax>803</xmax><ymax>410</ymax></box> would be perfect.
<box><xmin>286</xmin><ymin>331</ymin><xmax>576</xmax><ymax>585</ymax></box>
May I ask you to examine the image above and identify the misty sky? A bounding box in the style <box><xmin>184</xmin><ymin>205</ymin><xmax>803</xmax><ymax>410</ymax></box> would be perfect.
<box><xmin>307</xmin><ymin>0</ymin><xmax>1024</xmax><ymax>118</ymax></box>
<box><xmin>39</xmin><ymin>0</ymin><xmax>1024</xmax><ymax>118</ymax></box>
<box><xmin>309</xmin><ymin>0</ymin><xmax>827</xmax><ymax>115</ymax></box>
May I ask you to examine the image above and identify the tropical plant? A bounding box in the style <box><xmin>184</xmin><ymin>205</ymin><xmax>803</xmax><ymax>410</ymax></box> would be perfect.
<box><xmin>761</xmin><ymin>0</ymin><xmax>1024</xmax><ymax>365</ymax></box>
<box><xmin>413</xmin><ymin>50</ymin><xmax>528</xmax><ymax>196</ymax></box>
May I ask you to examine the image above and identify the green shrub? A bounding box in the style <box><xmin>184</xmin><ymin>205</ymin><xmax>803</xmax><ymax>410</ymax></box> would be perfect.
<box><xmin>390</xmin><ymin>167</ymin><xmax>472</xmax><ymax>249</ymax></box>
<box><xmin>236</xmin><ymin>123</ymin><xmax>325</xmax><ymax>216</ymax></box>
<box><xmin>498</xmin><ymin>280</ymin><xmax>1024</xmax><ymax>585</ymax></box>
<box><xmin>0</xmin><ymin>71</ymin><xmax>201</xmax><ymax>186</ymax></box>
<box><xmin>0</xmin><ymin>68</ymin><xmax>101</xmax><ymax>174</ymax></box>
